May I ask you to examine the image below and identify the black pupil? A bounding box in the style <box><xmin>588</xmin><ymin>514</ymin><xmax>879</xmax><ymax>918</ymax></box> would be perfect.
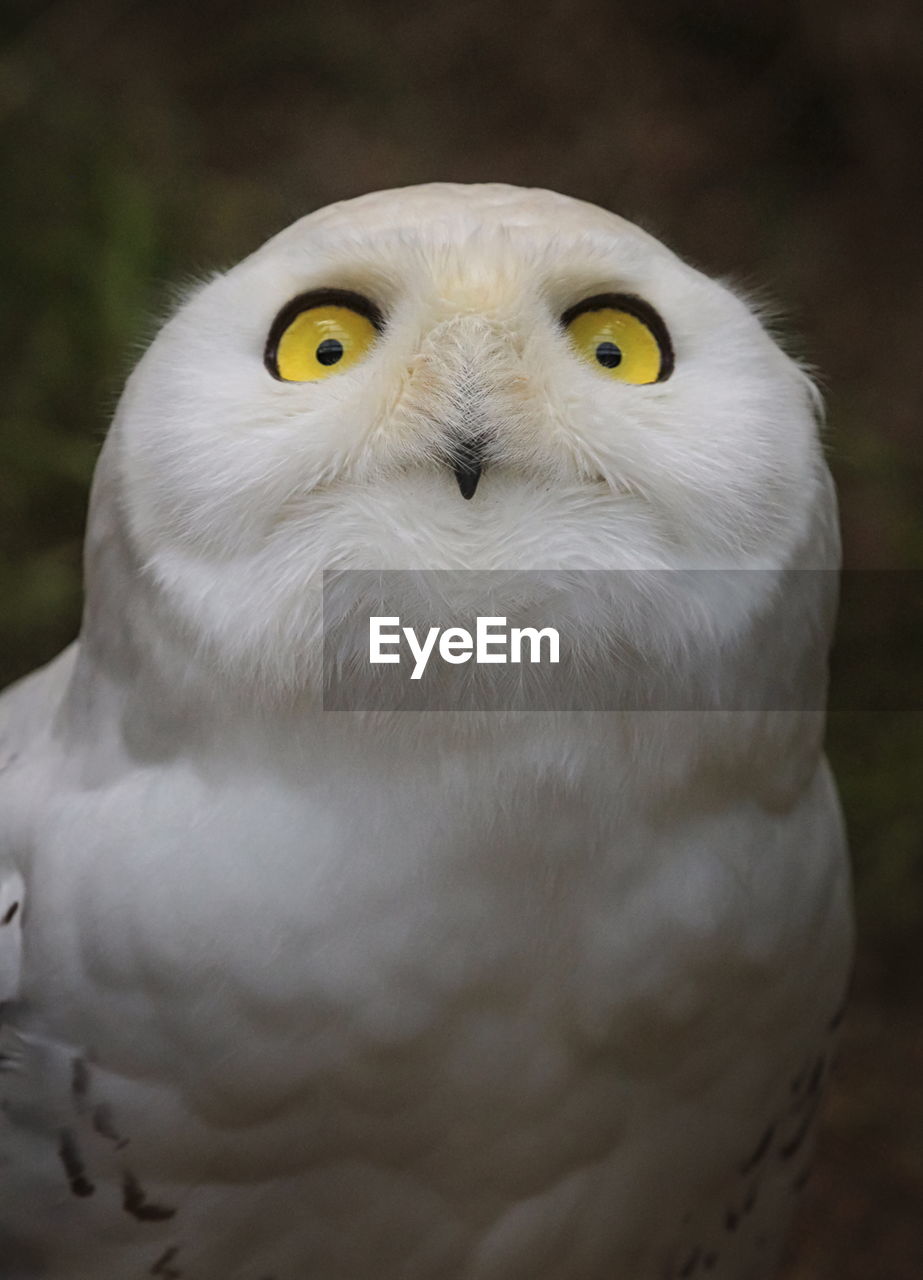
<box><xmin>595</xmin><ymin>341</ymin><xmax>622</xmax><ymax>369</ymax></box>
<box><xmin>316</xmin><ymin>338</ymin><xmax>344</xmax><ymax>366</ymax></box>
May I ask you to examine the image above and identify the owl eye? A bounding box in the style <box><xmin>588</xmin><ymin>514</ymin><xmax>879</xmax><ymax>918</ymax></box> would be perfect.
<box><xmin>265</xmin><ymin>289</ymin><xmax>383</xmax><ymax>383</ymax></box>
<box><xmin>562</xmin><ymin>294</ymin><xmax>673</xmax><ymax>385</ymax></box>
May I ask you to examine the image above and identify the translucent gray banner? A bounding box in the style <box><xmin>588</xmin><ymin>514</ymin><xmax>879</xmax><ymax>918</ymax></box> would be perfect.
<box><xmin>318</xmin><ymin>569</ymin><xmax>923</xmax><ymax>712</ymax></box>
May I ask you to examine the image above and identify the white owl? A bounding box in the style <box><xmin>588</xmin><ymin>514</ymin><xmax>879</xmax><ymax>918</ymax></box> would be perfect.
<box><xmin>0</xmin><ymin>184</ymin><xmax>852</xmax><ymax>1280</ymax></box>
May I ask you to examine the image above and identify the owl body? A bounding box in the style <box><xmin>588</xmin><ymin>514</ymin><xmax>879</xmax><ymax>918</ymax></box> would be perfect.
<box><xmin>0</xmin><ymin>184</ymin><xmax>851</xmax><ymax>1279</ymax></box>
<box><xmin>2</xmin><ymin>691</ymin><xmax>848</xmax><ymax>1280</ymax></box>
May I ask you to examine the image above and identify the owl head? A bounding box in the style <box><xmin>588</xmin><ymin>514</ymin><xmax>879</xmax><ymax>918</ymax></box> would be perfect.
<box><xmin>80</xmin><ymin>184</ymin><xmax>837</xmax><ymax>707</ymax></box>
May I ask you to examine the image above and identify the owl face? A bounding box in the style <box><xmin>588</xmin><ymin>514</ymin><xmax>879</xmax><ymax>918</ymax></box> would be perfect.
<box><xmin>108</xmin><ymin>184</ymin><xmax>831</xmax><ymax>695</ymax></box>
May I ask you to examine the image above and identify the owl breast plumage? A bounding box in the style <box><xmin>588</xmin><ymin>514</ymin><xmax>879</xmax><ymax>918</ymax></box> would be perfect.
<box><xmin>0</xmin><ymin>183</ymin><xmax>852</xmax><ymax>1280</ymax></box>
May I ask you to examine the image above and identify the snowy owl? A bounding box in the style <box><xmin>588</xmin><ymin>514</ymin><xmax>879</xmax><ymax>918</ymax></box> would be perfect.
<box><xmin>0</xmin><ymin>184</ymin><xmax>851</xmax><ymax>1280</ymax></box>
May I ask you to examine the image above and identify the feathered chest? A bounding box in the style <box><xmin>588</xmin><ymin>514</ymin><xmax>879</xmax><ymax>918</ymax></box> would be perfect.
<box><xmin>0</xmin><ymin>717</ymin><xmax>851</xmax><ymax>1280</ymax></box>
<box><xmin>20</xmin><ymin>722</ymin><xmax>843</xmax><ymax>1124</ymax></box>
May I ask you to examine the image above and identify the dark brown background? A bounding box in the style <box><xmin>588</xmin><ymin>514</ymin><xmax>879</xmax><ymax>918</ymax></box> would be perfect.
<box><xmin>0</xmin><ymin>1</ymin><xmax>921</xmax><ymax>1273</ymax></box>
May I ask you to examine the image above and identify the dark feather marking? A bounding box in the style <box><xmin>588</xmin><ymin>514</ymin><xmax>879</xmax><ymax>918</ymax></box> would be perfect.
<box><xmin>804</xmin><ymin>1055</ymin><xmax>826</xmax><ymax>1098</ymax></box>
<box><xmin>150</xmin><ymin>1245</ymin><xmax>182</xmax><ymax>1277</ymax></box>
<box><xmin>92</xmin><ymin>1101</ymin><xmax>127</xmax><ymax>1146</ymax></box>
<box><xmin>740</xmin><ymin>1123</ymin><xmax>774</xmax><ymax>1174</ymax></box>
<box><xmin>1</xmin><ymin>901</ymin><xmax>18</xmax><ymax>925</ymax></box>
<box><xmin>792</xmin><ymin>1164</ymin><xmax>813</xmax><ymax>1192</ymax></box>
<box><xmin>58</xmin><ymin>1129</ymin><xmax>95</xmax><ymax>1197</ymax></box>
<box><xmin>724</xmin><ymin>1209</ymin><xmax>739</xmax><ymax>1232</ymax></box>
<box><xmin>122</xmin><ymin>1171</ymin><xmax>176</xmax><ymax>1222</ymax></box>
<box><xmin>828</xmin><ymin>971</ymin><xmax>853</xmax><ymax>1030</ymax></box>
<box><xmin>678</xmin><ymin>1247</ymin><xmax>701</xmax><ymax>1277</ymax></box>
<box><xmin>781</xmin><ymin>1075</ymin><xmax>824</xmax><ymax>1162</ymax></box>
<box><xmin>742</xmin><ymin>1183</ymin><xmax>758</xmax><ymax>1216</ymax></box>
<box><xmin>703</xmin><ymin>1253</ymin><xmax>718</xmax><ymax>1271</ymax></box>
<box><xmin>779</xmin><ymin>1109</ymin><xmax>817</xmax><ymax>1161</ymax></box>
<box><xmin>71</xmin><ymin>1056</ymin><xmax>90</xmax><ymax>1108</ymax></box>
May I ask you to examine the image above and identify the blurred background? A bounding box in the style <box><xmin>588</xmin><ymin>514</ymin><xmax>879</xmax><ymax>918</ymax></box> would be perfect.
<box><xmin>0</xmin><ymin>0</ymin><xmax>920</xmax><ymax>1273</ymax></box>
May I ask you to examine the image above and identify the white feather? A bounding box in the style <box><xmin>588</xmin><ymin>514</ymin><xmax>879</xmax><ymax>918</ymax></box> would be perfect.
<box><xmin>0</xmin><ymin>184</ymin><xmax>851</xmax><ymax>1280</ymax></box>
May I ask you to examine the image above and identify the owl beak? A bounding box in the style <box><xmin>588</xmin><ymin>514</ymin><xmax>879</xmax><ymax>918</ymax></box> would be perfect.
<box><xmin>453</xmin><ymin>436</ymin><xmax>485</xmax><ymax>500</ymax></box>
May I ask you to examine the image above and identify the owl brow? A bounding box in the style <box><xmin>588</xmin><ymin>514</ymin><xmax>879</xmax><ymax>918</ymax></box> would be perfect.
<box><xmin>269</xmin><ymin>288</ymin><xmax>385</xmax><ymax>334</ymax></box>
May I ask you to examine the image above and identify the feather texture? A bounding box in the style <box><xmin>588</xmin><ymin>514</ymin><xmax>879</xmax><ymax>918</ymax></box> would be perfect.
<box><xmin>0</xmin><ymin>184</ymin><xmax>851</xmax><ymax>1279</ymax></box>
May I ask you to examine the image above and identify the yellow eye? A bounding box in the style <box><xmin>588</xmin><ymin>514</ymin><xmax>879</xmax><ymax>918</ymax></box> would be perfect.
<box><xmin>265</xmin><ymin>290</ymin><xmax>382</xmax><ymax>383</ymax></box>
<box><xmin>563</xmin><ymin>294</ymin><xmax>673</xmax><ymax>385</ymax></box>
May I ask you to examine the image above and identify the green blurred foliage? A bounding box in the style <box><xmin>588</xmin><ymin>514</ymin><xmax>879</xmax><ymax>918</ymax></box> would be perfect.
<box><xmin>0</xmin><ymin>81</ymin><xmax>176</xmax><ymax>681</ymax></box>
<box><xmin>0</xmin><ymin>0</ymin><xmax>921</xmax><ymax>957</ymax></box>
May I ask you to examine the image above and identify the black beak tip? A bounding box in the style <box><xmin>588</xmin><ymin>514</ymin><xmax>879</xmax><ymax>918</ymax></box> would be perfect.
<box><xmin>452</xmin><ymin>436</ymin><xmax>486</xmax><ymax>500</ymax></box>
<box><xmin>454</xmin><ymin>464</ymin><xmax>482</xmax><ymax>500</ymax></box>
